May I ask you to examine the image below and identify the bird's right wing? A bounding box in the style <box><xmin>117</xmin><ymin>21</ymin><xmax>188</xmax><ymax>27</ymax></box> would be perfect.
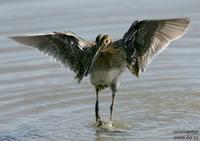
<box><xmin>10</xmin><ymin>32</ymin><xmax>95</xmax><ymax>82</ymax></box>
<box><xmin>122</xmin><ymin>18</ymin><xmax>190</xmax><ymax>77</ymax></box>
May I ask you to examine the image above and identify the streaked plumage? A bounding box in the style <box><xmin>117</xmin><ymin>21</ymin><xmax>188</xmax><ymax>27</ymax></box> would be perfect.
<box><xmin>10</xmin><ymin>18</ymin><xmax>190</xmax><ymax>126</ymax></box>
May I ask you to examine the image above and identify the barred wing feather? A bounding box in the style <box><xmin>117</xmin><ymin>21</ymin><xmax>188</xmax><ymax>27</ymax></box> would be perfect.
<box><xmin>10</xmin><ymin>32</ymin><xmax>94</xmax><ymax>82</ymax></box>
<box><xmin>122</xmin><ymin>18</ymin><xmax>190</xmax><ymax>76</ymax></box>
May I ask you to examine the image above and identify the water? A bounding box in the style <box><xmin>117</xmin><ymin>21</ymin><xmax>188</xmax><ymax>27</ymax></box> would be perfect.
<box><xmin>0</xmin><ymin>0</ymin><xmax>200</xmax><ymax>140</ymax></box>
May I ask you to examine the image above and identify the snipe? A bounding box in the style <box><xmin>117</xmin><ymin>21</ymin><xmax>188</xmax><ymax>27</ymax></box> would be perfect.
<box><xmin>10</xmin><ymin>18</ymin><xmax>190</xmax><ymax>126</ymax></box>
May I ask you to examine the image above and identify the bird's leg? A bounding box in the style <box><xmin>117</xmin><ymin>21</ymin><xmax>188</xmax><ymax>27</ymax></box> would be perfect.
<box><xmin>110</xmin><ymin>83</ymin><xmax>117</xmax><ymax>121</ymax></box>
<box><xmin>95</xmin><ymin>87</ymin><xmax>102</xmax><ymax>126</ymax></box>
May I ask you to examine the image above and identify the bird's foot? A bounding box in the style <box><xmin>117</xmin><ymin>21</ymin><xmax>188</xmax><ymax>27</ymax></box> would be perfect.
<box><xmin>96</xmin><ymin>119</ymin><xmax>103</xmax><ymax>127</ymax></box>
<box><xmin>96</xmin><ymin>120</ymin><xmax>114</xmax><ymax>129</ymax></box>
<box><xmin>107</xmin><ymin>120</ymin><xmax>114</xmax><ymax>128</ymax></box>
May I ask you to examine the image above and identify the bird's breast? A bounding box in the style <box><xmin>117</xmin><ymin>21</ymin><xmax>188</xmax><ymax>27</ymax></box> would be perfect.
<box><xmin>89</xmin><ymin>43</ymin><xmax>126</xmax><ymax>87</ymax></box>
<box><xmin>90</xmin><ymin>68</ymin><xmax>124</xmax><ymax>87</ymax></box>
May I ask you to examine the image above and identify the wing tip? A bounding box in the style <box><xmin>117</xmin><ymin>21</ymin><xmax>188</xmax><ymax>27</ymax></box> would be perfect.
<box><xmin>9</xmin><ymin>36</ymin><xmax>19</xmax><ymax>40</ymax></box>
<box><xmin>184</xmin><ymin>17</ymin><xmax>190</xmax><ymax>23</ymax></box>
<box><xmin>9</xmin><ymin>36</ymin><xmax>22</xmax><ymax>43</ymax></box>
<box><xmin>184</xmin><ymin>17</ymin><xmax>190</xmax><ymax>27</ymax></box>
<box><xmin>8</xmin><ymin>32</ymin><xmax>54</xmax><ymax>38</ymax></box>
<box><xmin>9</xmin><ymin>35</ymin><xmax>30</xmax><ymax>45</ymax></box>
<box><xmin>178</xmin><ymin>17</ymin><xmax>190</xmax><ymax>26</ymax></box>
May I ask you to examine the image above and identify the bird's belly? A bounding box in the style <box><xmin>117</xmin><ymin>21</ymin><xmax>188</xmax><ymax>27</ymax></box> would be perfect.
<box><xmin>90</xmin><ymin>68</ymin><xmax>123</xmax><ymax>86</ymax></box>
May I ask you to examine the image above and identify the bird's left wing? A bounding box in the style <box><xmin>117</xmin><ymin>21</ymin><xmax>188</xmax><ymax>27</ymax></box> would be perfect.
<box><xmin>121</xmin><ymin>18</ymin><xmax>190</xmax><ymax>77</ymax></box>
<box><xmin>10</xmin><ymin>32</ymin><xmax>95</xmax><ymax>82</ymax></box>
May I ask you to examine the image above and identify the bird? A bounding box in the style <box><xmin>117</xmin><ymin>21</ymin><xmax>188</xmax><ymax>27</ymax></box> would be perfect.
<box><xmin>10</xmin><ymin>18</ymin><xmax>190</xmax><ymax>126</ymax></box>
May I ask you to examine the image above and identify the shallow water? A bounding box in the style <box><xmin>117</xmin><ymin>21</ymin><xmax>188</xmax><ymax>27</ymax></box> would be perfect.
<box><xmin>0</xmin><ymin>0</ymin><xmax>200</xmax><ymax>141</ymax></box>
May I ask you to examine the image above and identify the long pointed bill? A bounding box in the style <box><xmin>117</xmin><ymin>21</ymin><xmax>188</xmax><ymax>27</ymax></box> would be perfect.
<box><xmin>85</xmin><ymin>46</ymin><xmax>103</xmax><ymax>76</ymax></box>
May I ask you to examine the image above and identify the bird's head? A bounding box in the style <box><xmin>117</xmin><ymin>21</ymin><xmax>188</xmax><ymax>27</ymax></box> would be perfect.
<box><xmin>85</xmin><ymin>34</ymin><xmax>112</xmax><ymax>76</ymax></box>
<box><xmin>96</xmin><ymin>34</ymin><xmax>112</xmax><ymax>50</ymax></box>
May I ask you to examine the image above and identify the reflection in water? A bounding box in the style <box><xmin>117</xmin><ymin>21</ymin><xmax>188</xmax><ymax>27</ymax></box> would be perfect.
<box><xmin>95</xmin><ymin>120</ymin><xmax>131</xmax><ymax>132</ymax></box>
<box><xmin>0</xmin><ymin>0</ymin><xmax>200</xmax><ymax>141</ymax></box>
<box><xmin>95</xmin><ymin>122</ymin><xmax>132</xmax><ymax>141</ymax></box>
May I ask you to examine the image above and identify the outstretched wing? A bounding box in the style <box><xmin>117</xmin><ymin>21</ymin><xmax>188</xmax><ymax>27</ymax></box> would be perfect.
<box><xmin>10</xmin><ymin>32</ymin><xmax>95</xmax><ymax>82</ymax></box>
<box><xmin>122</xmin><ymin>18</ymin><xmax>190</xmax><ymax>77</ymax></box>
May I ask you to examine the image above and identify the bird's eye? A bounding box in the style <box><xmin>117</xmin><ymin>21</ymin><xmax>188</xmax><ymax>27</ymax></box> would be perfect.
<box><xmin>105</xmin><ymin>39</ymin><xmax>109</xmax><ymax>43</ymax></box>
